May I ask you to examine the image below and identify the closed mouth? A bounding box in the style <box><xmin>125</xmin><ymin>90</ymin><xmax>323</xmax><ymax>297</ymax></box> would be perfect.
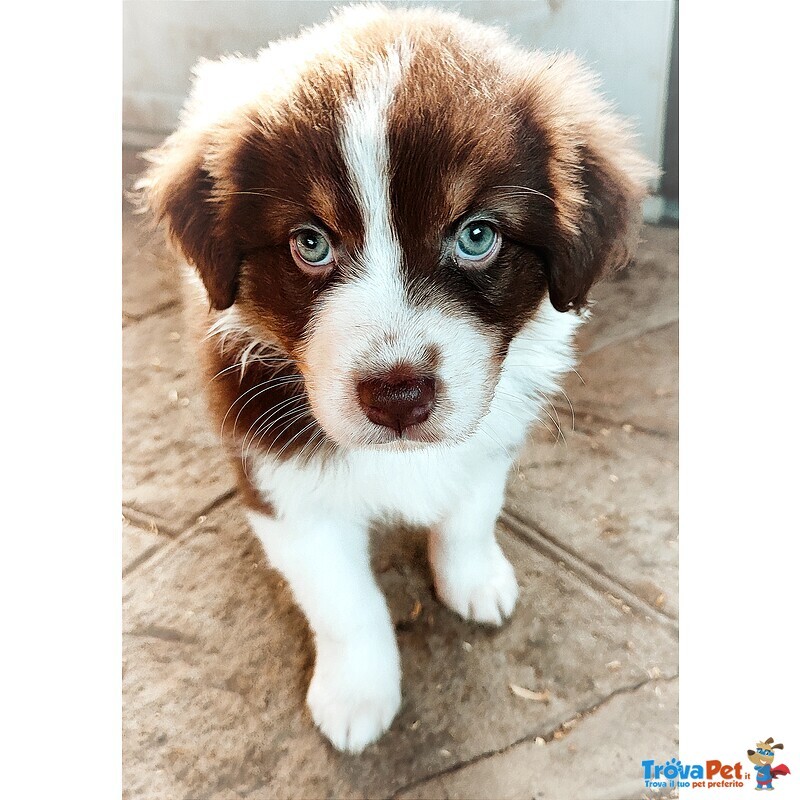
<box><xmin>366</xmin><ymin>426</ymin><xmax>442</xmax><ymax>448</ymax></box>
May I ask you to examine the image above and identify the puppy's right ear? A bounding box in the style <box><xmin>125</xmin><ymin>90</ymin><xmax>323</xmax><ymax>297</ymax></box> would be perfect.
<box><xmin>136</xmin><ymin>132</ymin><xmax>241</xmax><ymax>310</ymax></box>
<box><xmin>515</xmin><ymin>52</ymin><xmax>657</xmax><ymax>313</ymax></box>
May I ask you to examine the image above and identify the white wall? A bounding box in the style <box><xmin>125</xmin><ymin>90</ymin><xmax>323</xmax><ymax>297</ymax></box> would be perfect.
<box><xmin>123</xmin><ymin>0</ymin><xmax>674</xmax><ymax>171</ymax></box>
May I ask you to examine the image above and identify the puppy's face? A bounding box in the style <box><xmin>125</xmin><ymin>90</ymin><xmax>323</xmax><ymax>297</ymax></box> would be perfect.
<box><xmin>141</xmin><ymin>8</ymin><xmax>653</xmax><ymax>451</ymax></box>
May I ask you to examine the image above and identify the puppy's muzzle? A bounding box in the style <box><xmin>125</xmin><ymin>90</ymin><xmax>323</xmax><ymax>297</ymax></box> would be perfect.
<box><xmin>357</xmin><ymin>370</ymin><xmax>436</xmax><ymax>436</ymax></box>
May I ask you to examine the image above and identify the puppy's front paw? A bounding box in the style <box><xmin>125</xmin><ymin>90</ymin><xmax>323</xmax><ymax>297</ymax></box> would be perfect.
<box><xmin>432</xmin><ymin>540</ymin><xmax>519</xmax><ymax>626</ymax></box>
<box><xmin>307</xmin><ymin>639</ymin><xmax>401</xmax><ymax>754</ymax></box>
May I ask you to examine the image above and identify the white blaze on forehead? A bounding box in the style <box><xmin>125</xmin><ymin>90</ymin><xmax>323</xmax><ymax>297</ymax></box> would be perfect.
<box><xmin>339</xmin><ymin>45</ymin><xmax>407</xmax><ymax>285</ymax></box>
<box><xmin>304</xmin><ymin>43</ymin><xmax>499</xmax><ymax>449</ymax></box>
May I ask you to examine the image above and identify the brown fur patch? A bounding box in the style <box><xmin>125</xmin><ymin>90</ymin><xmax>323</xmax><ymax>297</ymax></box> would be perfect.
<box><xmin>200</xmin><ymin>322</ymin><xmax>330</xmax><ymax>467</ymax></box>
<box><xmin>232</xmin><ymin>458</ymin><xmax>276</xmax><ymax>517</ymax></box>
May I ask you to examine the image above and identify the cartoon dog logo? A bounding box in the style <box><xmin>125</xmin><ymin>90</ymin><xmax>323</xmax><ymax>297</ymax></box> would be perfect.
<box><xmin>747</xmin><ymin>738</ymin><xmax>791</xmax><ymax>791</ymax></box>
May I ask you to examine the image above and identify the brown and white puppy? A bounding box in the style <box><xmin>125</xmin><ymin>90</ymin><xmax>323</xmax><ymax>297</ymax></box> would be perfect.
<box><xmin>138</xmin><ymin>5</ymin><xmax>654</xmax><ymax>753</ymax></box>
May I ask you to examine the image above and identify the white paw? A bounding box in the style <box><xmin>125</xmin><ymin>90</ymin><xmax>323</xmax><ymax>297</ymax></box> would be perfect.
<box><xmin>433</xmin><ymin>540</ymin><xmax>519</xmax><ymax>626</ymax></box>
<box><xmin>307</xmin><ymin>639</ymin><xmax>401</xmax><ymax>754</ymax></box>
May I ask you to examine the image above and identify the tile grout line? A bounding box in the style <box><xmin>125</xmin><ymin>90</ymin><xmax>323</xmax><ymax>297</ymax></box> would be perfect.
<box><xmin>195</xmin><ymin>488</ymin><xmax>236</xmax><ymax>524</ymax></box>
<box><xmin>500</xmin><ymin>510</ymin><xmax>678</xmax><ymax>632</ymax></box>
<box><xmin>122</xmin><ymin>489</ymin><xmax>238</xmax><ymax>580</ymax></box>
<box><xmin>122</xmin><ymin>525</ymin><xmax>199</xmax><ymax>602</ymax></box>
<box><xmin>121</xmin><ymin>505</ymin><xmax>178</xmax><ymax>537</ymax></box>
<box><xmin>122</xmin><ymin>298</ymin><xmax>180</xmax><ymax>328</ymax></box>
<box><xmin>192</xmin><ymin>487</ymin><xmax>239</xmax><ymax>521</ymax></box>
<box><xmin>550</xmin><ymin>404</ymin><xmax>676</xmax><ymax>440</ymax></box>
<box><xmin>390</xmin><ymin>674</ymin><xmax>678</xmax><ymax>799</ymax></box>
<box><xmin>583</xmin><ymin>317</ymin><xmax>677</xmax><ymax>357</ymax></box>
<box><xmin>122</xmin><ymin>543</ymin><xmax>165</xmax><ymax>579</ymax></box>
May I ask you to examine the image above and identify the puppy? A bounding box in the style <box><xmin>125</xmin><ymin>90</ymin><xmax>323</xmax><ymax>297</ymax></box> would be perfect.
<box><xmin>138</xmin><ymin>5</ymin><xmax>655</xmax><ymax>753</ymax></box>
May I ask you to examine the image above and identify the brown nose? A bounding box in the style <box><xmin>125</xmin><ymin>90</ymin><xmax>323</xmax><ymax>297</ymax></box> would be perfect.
<box><xmin>356</xmin><ymin>373</ymin><xmax>436</xmax><ymax>435</ymax></box>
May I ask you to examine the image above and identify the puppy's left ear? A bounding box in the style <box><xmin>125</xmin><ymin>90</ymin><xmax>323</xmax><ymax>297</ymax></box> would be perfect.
<box><xmin>525</xmin><ymin>54</ymin><xmax>659</xmax><ymax>312</ymax></box>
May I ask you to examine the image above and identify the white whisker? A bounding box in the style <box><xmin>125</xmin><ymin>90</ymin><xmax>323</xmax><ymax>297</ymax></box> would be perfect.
<box><xmin>222</xmin><ymin>376</ymin><xmax>305</xmax><ymax>436</ymax></box>
<box><xmin>492</xmin><ymin>184</ymin><xmax>555</xmax><ymax>205</ymax></box>
<box><xmin>242</xmin><ymin>395</ymin><xmax>308</xmax><ymax>459</ymax></box>
<box><xmin>273</xmin><ymin>418</ymin><xmax>320</xmax><ymax>461</ymax></box>
<box><xmin>243</xmin><ymin>403</ymin><xmax>311</xmax><ymax>468</ymax></box>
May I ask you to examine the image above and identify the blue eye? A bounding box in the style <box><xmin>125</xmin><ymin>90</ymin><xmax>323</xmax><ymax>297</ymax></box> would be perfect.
<box><xmin>455</xmin><ymin>221</ymin><xmax>499</xmax><ymax>262</ymax></box>
<box><xmin>290</xmin><ymin>228</ymin><xmax>334</xmax><ymax>269</ymax></box>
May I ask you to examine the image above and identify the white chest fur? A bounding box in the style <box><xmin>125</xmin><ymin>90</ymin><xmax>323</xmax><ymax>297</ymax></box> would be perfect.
<box><xmin>245</xmin><ymin>300</ymin><xmax>582</xmax><ymax>753</ymax></box>
<box><xmin>252</xmin><ymin>301</ymin><xmax>582</xmax><ymax>527</ymax></box>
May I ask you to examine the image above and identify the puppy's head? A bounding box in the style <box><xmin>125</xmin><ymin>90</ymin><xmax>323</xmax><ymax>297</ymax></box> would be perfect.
<box><xmin>139</xmin><ymin>7</ymin><xmax>655</xmax><ymax>452</ymax></box>
<box><xmin>748</xmin><ymin>739</ymin><xmax>783</xmax><ymax>766</ymax></box>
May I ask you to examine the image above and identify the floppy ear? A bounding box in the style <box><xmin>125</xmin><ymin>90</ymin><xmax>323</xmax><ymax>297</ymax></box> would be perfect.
<box><xmin>523</xmin><ymin>53</ymin><xmax>658</xmax><ymax>312</ymax></box>
<box><xmin>136</xmin><ymin>131</ymin><xmax>241</xmax><ymax>310</ymax></box>
<box><xmin>545</xmin><ymin>142</ymin><xmax>653</xmax><ymax>312</ymax></box>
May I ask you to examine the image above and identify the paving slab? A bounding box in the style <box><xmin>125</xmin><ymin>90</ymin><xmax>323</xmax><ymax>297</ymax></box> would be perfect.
<box><xmin>576</xmin><ymin>225</ymin><xmax>678</xmax><ymax>356</ymax></box>
<box><xmin>122</xmin><ymin>502</ymin><xmax>676</xmax><ymax>800</ymax></box>
<box><xmin>122</xmin><ymin>515</ymin><xmax>167</xmax><ymax>576</ymax></box>
<box><xmin>397</xmin><ymin>678</ymin><xmax>678</xmax><ymax>800</ymax></box>
<box><xmin>558</xmin><ymin>323</ymin><xmax>678</xmax><ymax>438</ymax></box>
<box><xmin>510</xmin><ymin>421</ymin><xmax>677</xmax><ymax>619</ymax></box>
<box><xmin>122</xmin><ymin>202</ymin><xmax>180</xmax><ymax>324</ymax></box>
<box><xmin>122</xmin><ymin>305</ymin><xmax>236</xmax><ymax>531</ymax></box>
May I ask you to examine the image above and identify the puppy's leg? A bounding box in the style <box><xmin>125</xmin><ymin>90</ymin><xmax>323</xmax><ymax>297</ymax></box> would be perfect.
<box><xmin>429</xmin><ymin>462</ymin><xmax>519</xmax><ymax>626</ymax></box>
<box><xmin>247</xmin><ymin>510</ymin><xmax>400</xmax><ymax>753</ymax></box>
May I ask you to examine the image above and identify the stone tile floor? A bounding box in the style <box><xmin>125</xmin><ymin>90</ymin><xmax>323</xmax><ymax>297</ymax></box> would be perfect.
<box><xmin>122</xmin><ymin>148</ymin><xmax>678</xmax><ymax>800</ymax></box>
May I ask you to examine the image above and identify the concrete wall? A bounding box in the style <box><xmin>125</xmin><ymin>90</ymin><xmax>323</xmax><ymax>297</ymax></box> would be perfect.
<box><xmin>123</xmin><ymin>0</ymin><xmax>675</xmax><ymax>171</ymax></box>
